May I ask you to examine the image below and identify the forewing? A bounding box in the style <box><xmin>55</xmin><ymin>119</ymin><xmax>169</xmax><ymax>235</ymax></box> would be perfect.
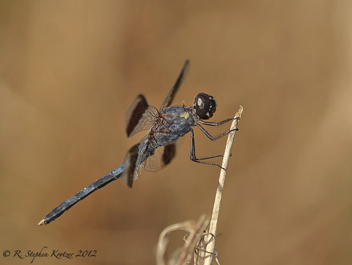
<box><xmin>125</xmin><ymin>95</ymin><xmax>158</xmax><ymax>137</ymax></box>
<box><xmin>159</xmin><ymin>60</ymin><xmax>190</xmax><ymax>111</ymax></box>
<box><xmin>144</xmin><ymin>143</ymin><xmax>177</xmax><ymax>172</ymax></box>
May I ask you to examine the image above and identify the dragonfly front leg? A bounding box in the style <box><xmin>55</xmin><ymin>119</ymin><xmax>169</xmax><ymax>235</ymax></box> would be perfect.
<box><xmin>189</xmin><ymin>128</ymin><xmax>225</xmax><ymax>170</ymax></box>
<box><xmin>196</xmin><ymin>117</ymin><xmax>236</xmax><ymax>127</ymax></box>
<box><xmin>195</xmin><ymin>123</ymin><xmax>238</xmax><ymax>141</ymax></box>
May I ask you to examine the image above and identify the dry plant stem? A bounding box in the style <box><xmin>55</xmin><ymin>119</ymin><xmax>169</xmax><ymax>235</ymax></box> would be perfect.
<box><xmin>156</xmin><ymin>215</ymin><xmax>209</xmax><ymax>265</ymax></box>
<box><xmin>203</xmin><ymin>106</ymin><xmax>243</xmax><ymax>265</ymax></box>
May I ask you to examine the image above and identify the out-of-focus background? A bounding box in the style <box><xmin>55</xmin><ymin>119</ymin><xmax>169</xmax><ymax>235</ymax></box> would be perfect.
<box><xmin>1</xmin><ymin>1</ymin><xmax>352</xmax><ymax>264</ymax></box>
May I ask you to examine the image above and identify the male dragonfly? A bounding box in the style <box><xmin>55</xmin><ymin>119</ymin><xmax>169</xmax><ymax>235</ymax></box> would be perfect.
<box><xmin>38</xmin><ymin>60</ymin><xmax>237</xmax><ymax>226</ymax></box>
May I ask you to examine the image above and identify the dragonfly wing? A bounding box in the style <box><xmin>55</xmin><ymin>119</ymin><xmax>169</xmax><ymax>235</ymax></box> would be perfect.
<box><xmin>144</xmin><ymin>143</ymin><xmax>177</xmax><ymax>172</ymax></box>
<box><xmin>121</xmin><ymin>143</ymin><xmax>140</xmax><ymax>188</ymax></box>
<box><xmin>125</xmin><ymin>94</ymin><xmax>158</xmax><ymax>137</ymax></box>
<box><xmin>121</xmin><ymin>135</ymin><xmax>151</xmax><ymax>187</ymax></box>
<box><xmin>159</xmin><ymin>60</ymin><xmax>190</xmax><ymax>111</ymax></box>
<box><xmin>121</xmin><ymin>139</ymin><xmax>177</xmax><ymax>187</ymax></box>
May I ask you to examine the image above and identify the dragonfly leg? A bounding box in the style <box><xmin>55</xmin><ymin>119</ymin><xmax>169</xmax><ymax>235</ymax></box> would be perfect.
<box><xmin>189</xmin><ymin>128</ymin><xmax>225</xmax><ymax>170</ymax></box>
<box><xmin>195</xmin><ymin>116</ymin><xmax>240</xmax><ymax>126</ymax></box>
<box><xmin>195</xmin><ymin>123</ymin><xmax>238</xmax><ymax>141</ymax></box>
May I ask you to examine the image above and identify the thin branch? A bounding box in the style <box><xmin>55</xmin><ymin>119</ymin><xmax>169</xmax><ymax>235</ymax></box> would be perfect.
<box><xmin>202</xmin><ymin>106</ymin><xmax>243</xmax><ymax>265</ymax></box>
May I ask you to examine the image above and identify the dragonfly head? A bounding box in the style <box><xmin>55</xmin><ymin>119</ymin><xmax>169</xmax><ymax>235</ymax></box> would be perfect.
<box><xmin>194</xmin><ymin>93</ymin><xmax>217</xmax><ymax>120</ymax></box>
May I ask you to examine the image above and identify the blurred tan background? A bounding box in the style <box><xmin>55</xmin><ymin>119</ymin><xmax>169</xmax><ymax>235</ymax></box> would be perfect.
<box><xmin>1</xmin><ymin>1</ymin><xmax>352</xmax><ymax>264</ymax></box>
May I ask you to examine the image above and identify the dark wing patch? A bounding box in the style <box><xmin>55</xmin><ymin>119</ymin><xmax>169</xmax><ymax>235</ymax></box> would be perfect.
<box><xmin>121</xmin><ymin>143</ymin><xmax>140</xmax><ymax>188</ymax></box>
<box><xmin>125</xmin><ymin>95</ymin><xmax>157</xmax><ymax>137</ymax></box>
<box><xmin>159</xmin><ymin>60</ymin><xmax>190</xmax><ymax>111</ymax></box>
<box><xmin>144</xmin><ymin>143</ymin><xmax>177</xmax><ymax>172</ymax></box>
<box><xmin>162</xmin><ymin>143</ymin><xmax>176</xmax><ymax>166</ymax></box>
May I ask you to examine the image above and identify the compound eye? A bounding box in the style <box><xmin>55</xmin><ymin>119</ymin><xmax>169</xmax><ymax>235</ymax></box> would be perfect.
<box><xmin>194</xmin><ymin>93</ymin><xmax>216</xmax><ymax>120</ymax></box>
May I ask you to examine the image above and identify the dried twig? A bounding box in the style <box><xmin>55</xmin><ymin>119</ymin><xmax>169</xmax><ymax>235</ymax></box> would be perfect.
<box><xmin>202</xmin><ymin>106</ymin><xmax>243</xmax><ymax>265</ymax></box>
<box><xmin>156</xmin><ymin>215</ymin><xmax>209</xmax><ymax>265</ymax></box>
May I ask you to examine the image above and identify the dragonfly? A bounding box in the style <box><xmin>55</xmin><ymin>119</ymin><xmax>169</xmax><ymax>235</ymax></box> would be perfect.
<box><xmin>38</xmin><ymin>60</ymin><xmax>237</xmax><ymax>226</ymax></box>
